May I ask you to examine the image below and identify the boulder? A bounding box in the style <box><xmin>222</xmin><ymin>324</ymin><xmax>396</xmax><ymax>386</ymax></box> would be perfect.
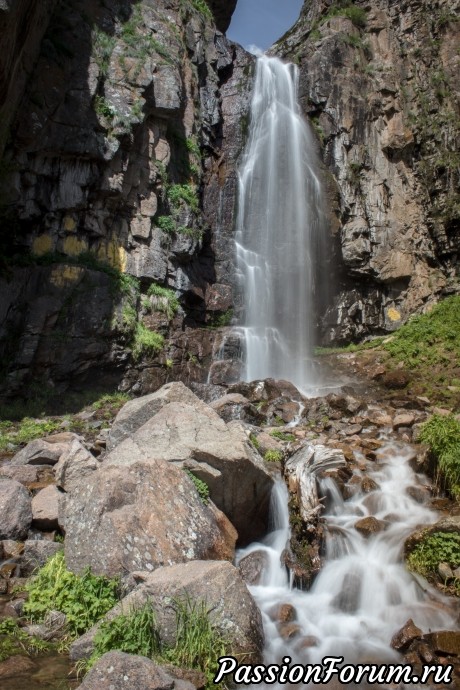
<box><xmin>62</xmin><ymin>461</ymin><xmax>237</xmax><ymax>577</ymax></box>
<box><xmin>228</xmin><ymin>378</ymin><xmax>304</xmax><ymax>404</ymax></box>
<box><xmin>391</xmin><ymin>619</ymin><xmax>423</xmax><ymax>652</ymax></box>
<box><xmin>354</xmin><ymin>516</ymin><xmax>386</xmax><ymax>537</ymax></box>
<box><xmin>0</xmin><ymin>464</ymin><xmax>53</xmax><ymax>487</ymax></box>
<box><xmin>423</xmin><ymin>631</ymin><xmax>460</xmax><ymax>656</ymax></box>
<box><xmin>0</xmin><ymin>479</ymin><xmax>32</xmax><ymax>540</ymax></box>
<box><xmin>393</xmin><ymin>413</ymin><xmax>416</xmax><ymax>429</ymax></box>
<box><xmin>238</xmin><ymin>550</ymin><xmax>269</xmax><ymax>585</ymax></box>
<box><xmin>103</xmin><ymin>384</ymin><xmax>273</xmax><ymax>544</ymax></box>
<box><xmin>10</xmin><ymin>439</ymin><xmax>70</xmax><ymax>466</ymax></box>
<box><xmin>71</xmin><ymin>561</ymin><xmax>264</xmax><ymax>664</ymax></box>
<box><xmin>18</xmin><ymin>540</ymin><xmax>63</xmax><ymax>576</ymax></box>
<box><xmin>76</xmin><ymin>651</ymin><xmax>195</xmax><ymax>690</ymax></box>
<box><xmin>31</xmin><ymin>485</ymin><xmax>61</xmax><ymax>530</ymax></box>
<box><xmin>54</xmin><ymin>439</ymin><xmax>99</xmax><ymax>490</ymax></box>
<box><xmin>210</xmin><ymin>394</ymin><xmax>265</xmax><ymax>425</ymax></box>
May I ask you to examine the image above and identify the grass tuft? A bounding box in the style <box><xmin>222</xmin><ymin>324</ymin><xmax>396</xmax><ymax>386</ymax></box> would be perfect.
<box><xmin>418</xmin><ymin>414</ymin><xmax>460</xmax><ymax>498</ymax></box>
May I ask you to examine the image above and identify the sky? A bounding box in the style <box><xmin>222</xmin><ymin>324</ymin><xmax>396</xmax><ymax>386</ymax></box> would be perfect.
<box><xmin>227</xmin><ymin>0</ymin><xmax>304</xmax><ymax>52</ymax></box>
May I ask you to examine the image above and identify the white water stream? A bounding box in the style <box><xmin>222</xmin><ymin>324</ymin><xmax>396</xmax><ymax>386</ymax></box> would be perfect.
<box><xmin>235</xmin><ymin>56</ymin><xmax>324</xmax><ymax>394</ymax></box>
<box><xmin>238</xmin><ymin>440</ymin><xmax>457</xmax><ymax>687</ymax></box>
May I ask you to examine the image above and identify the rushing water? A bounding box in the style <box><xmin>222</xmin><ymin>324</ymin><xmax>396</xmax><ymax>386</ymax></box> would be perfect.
<box><xmin>235</xmin><ymin>56</ymin><xmax>324</xmax><ymax>394</ymax></box>
<box><xmin>237</xmin><ymin>439</ymin><xmax>457</xmax><ymax>688</ymax></box>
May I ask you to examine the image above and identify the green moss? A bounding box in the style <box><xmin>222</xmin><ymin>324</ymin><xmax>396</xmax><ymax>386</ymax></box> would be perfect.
<box><xmin>418</xmin><ymin>415</ymin><xmax>460</xmax><ymax>497</ymax></box>
<box><xmin>23</xmin><ymin>552</ymin><xmax>119</xmax><ymax>638</ymax></box>
<box><xmin>270</xmin><ymin>430</ymin><xmax>296</xmax><ymax>442</ymax></box>
<box><xmin>131</xmin><ymin>323</ymin><xmax>164</xmax><ymax>361</ymax></box>
<box><xmin>407</xmin><ymin>532</ymin><xmax>460</xmax><ymax>579</ymax></box>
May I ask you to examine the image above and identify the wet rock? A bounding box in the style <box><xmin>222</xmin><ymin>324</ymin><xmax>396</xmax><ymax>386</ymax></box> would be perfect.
<box><xmin>423</xmin><ymin>631</ymin><xmax>460</xmax><ymax>656</ymax></box>
<box><xmin>62</xmin><ymin>461</ymin><xmax>237</xmax><ymax>578</ymax></box>
<box><xmin>77</xmin><ymin>651</ymin><xmax>195</xmax><ymax>690</ymax></box>
<box><xmin>361</xmin><ymin>477</ymin><xmax>378</xmax><ymax>493</ymax></box>
<box><xmin>354</xmin><ymin>516</ymin><xmax>386</xmax><ymax>538</ymax></box>
<box><xmin>0</xmin><ymin>580</ymin><xmax>7</xmax><ymax>595</ymax></box>
<box><xmin>269</xmin><ymin>603</ymin><xmax>297</xmax><ymax>623</ymax></box>
<box><xmin>0</xmin><ymin>479</ymin><xmax>32</xmax><ymax>540</ymax></box>
<box><xmin>393</xmin><ymin>413</ymin><xmax>416</xmax><ymax>429</ymax></box>
<box><xmin>11</xmin><ymin>439</ymin><xmax>70</xmax><ymax>466</ymax></box>
<box><xmin>238</xmin><ymin>550</ymin><xmax>269</xmax><ymax>585</ymax></box>
<box><xmin>228</xmin><ymin>379</ymin><xmax>303</xmax><ymax>404</ymax></box>
<box><xmin>71</xmin><ymin>561</ymin><xmax>264</xmax><ymax>664</ymax></box>
<box><xmin>278</xmin><ymin>622</ymin><xmax>301</xmax><ymax>639</ymax></box>
<box><xmin>18</xmin><ymin>540</ymin><xmax>63</xmax><ymax>577</ymax></box>
<box><xmin>0</xmin><ymin>655</ymin><xmax>36</xmax><ymax>679</ymax></box>
<box><xmin>326</xmin><ymin>394</ymin><xmax>363</xmax><ymax>415</ymax></box>
<box><xmin>295</xmin><ymin>635</ymin><xmax>319</xmax><ymax>650</ymax></box>
<box><xmin>332</xmin><ymin>572</ymin><xmax>361</xmax><ymax>613</ymax></box>
<box><xmin>210</xmin><ymin>394</ymin><xmax>265</xmax><ymax>425</ymax></box>
<box><xmin>31</xmin><ymin>485</ymin><xmax>60</xmax><ymax>530</ymax></box>
<box><xmin>343</xmin><ymin>424</ymin><xmax>363</xmax><ymax>436</ymax></box>
<box><xmin>1</xmin><ymin>540</ymin><xmax>24</xmax><ymax>559</ymax></box>
<box><xmin>54</xmin><ymin>439</ymin><xmax>98</xmax><ymax>491</ymax></box>
<box><xmin>391</xmin><ymin>619</ymin><xmax>423</xmax><ymax>652</ymax></box>
<box><xmin>406</xmin><ymin>485</ymin><xmax>430</xmax><ymax>503</ymax></box>
<box><xmin>104</xmin><ymin>383</ymin><xmax>273</xmax><ymax>544</ymax></box>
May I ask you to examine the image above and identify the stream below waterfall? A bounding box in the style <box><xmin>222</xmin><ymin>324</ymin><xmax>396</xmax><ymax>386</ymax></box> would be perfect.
<box><xmin>237</xmin><ymin>432</ymin><xmax>458</xmax><ymax>688</ymax></box>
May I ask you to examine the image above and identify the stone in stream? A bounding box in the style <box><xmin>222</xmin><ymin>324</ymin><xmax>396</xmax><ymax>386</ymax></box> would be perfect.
<box><xmin>354</xmin><ymin>516</ymin><xmax>386</xmax><ymax>537</ymax></box>
<box><xmin>70</xmin><ymin>560</ymin><xmax>264</xmax><ymax>664</ymax></box>
<box><xmin>393</xmin><ymin>412</ymin><xmax>416</xmax><ymax>429</ymax></box>
<box><xmin>210</xmin><ymin>393</ymin><xmax>265</xmax><ymax>425</ymax></box>
<box><xmin>104</xmin><ymin>382</ymin><xmax>273</xmax><ymax>544</ymax></box>
<box><xmin>62</xmin><ymin>461</ymin><xmax>237</xmax><ymax>578</ymax></box>
<box><xmin>76</xmin><ymin>651</ymin><xmax>194</xmax><ymax>690</ymax></box>
<box><xmin>278</xmin><ymin>622</ymin><xmax>301</xmax><ymax>639</ymax></box>
<box><xmin>0</xmin><ymin>655</ymin><xmax>37</xmax><ymax>680</ymax></box>
<box><xmin>0</xmin><ymin>479</ymin><xmax>32</xmax><ymax>540</ymax></box>
<box><xmin>391</xmin><ymin>618</ymin><xmax>423</xmax><ymax>652</ymax></box>
<box><xmin>238</xmin><ymin>550</ymin><xmax>269</xmax><ymax>585</ymax></box>
<box><xmin>268</xmin><ymin>603</ymin><xmax>297</xmax><ymax>623</ymax></box>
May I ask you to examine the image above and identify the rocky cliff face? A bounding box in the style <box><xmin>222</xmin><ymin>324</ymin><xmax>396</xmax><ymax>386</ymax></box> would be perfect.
<box><xmin>0</xmin><ymin>0</ymin><xmax>253</xmax><ymax>399</ymax></box>
<box><xmin>274</xmin><ymin>0</ymin><xmax>459</xmax><ymax>343</ymax></box>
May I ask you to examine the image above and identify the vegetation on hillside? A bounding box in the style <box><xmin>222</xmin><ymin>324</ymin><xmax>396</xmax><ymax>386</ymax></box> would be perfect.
<box><xmin>418</xmin><ymin>414</ymin><xmax>460</xmax><ymax>498</ymax></box>
<box><xmin>406</xmin><ymin>531</ymin><xmax>460</xmax><ymax>582</ymax></box>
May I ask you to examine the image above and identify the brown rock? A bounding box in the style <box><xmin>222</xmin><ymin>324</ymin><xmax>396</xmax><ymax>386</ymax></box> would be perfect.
<box><xmin>423</xmin><ymin>631</ymin><xmax>460</xmax><ymax>657</ymax></box>
<box><xmin>382</xmin><ymin>371</ymin><xmax>410</xmax><ymax>389</ymax></box>
<box><xmin>238</xmin><ymin>550</ymin><xmax>269</xmax><ymax>585</ymax></box>
<box><xmin>268</xmin><ymin>603</ymin><xmax>297</xmax><ymax>623</ymax></box>
<box><xmin>361</xmin><ymin>477</ymin><xmax>378</xmax><ymax>493</ymax></box>
<box><xmin>393</xmin><ymin>413</ymin><xmax>416</xmax><ymax>429</ymax></box>
<box><xmin>391</xmin><ymin>619</ymin><xmax>423</xmax><ymax>652</ymax></box>
<box><xmin>210</xmin><ymin>394</ymin><xmax>265</xmax><ymax>425</ymax></box>
<box><xmin>354</xmin><ymin>516</ymin><xmax>386</xmax><ymax>538</ymax></box>
<box><xmin>0</xmin><ymin>655</ymin><xmax>36</xmax><ymax>679</ymax></box>
<box><xmin>278</xmin><ymin>622</ymin><xmax>301</xmax><ymax>640</ymax></box>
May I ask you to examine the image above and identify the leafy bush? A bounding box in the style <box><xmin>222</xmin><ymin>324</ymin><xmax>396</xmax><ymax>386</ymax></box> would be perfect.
<box><xmin>186</xmin><ymin>470</ymin><xmax>210</xmax><ymax>504</ymax></box>
<box><xmin>323</xmin><ymin>3</ymin><xmax>367</xmax><ymax>28</ymax></box>
<box><xmin>147</xmin><ymin>284</ymin><xmax>180</xmax><ymax>320</ymax></box>
<box><xmin>264</xmin><ymin>449</ymin><xmax>283</xmax><ymax>462</ymax></box>
<box><xmin>406</xmin><ymin>532</ymin><xmax>460</xmax><ymax>578</ymax></box>
<box><xmin>418</xmin><ymin>414</ymin><xmax>460</xmax><ymax>497</ymax></box>
<box><xmin>156</xmin><ymin>215</ymin><xmax>176</xmax><ymax>233</ymax></box>
<box><xmin>0</xmin><ymin>417</ymin><xmax>61</xmax><ymax>450</ymax></box>
<box><xmin>167</xmin><ymin>184</ymin><xmax>199</xmax><ymax>212</ymax></box>
<box><xmin>190</xmin><ymin>0</ymin><xmax>213</xmax><ymax>20</ymax></box>
<box><xmin>131</xmin><ymin>323</ymin><xmax>164</xmax><ymax>361</ymax></box>
<box><xmin>23</xmin><ymin>552</ymin><xmax>119</xmax><ymax>638</ymax></box>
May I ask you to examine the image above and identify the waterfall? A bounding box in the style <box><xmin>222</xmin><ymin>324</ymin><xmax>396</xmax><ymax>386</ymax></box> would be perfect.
<box><xmin>235</xmin><ymin>56</ymin><xmax>324</xmax><ymax>394</ymax></box>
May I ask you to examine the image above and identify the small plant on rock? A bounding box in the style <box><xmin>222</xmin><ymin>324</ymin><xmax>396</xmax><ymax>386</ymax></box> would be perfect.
<box><xmin>264</xmin><ymin>449</ymin><xmax>283</xmax><ymax>463</ymax></box>
<box><xmin>186</xmin><ymin>470</ymin><xmax>210</xmax><ymax>505</ymax></box>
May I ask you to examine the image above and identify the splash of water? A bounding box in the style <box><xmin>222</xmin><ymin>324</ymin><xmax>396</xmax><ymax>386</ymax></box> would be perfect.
<box><xmin>237</xmin><ymin>440</ymin><xmax>456</xmax><ymax>688</ymax></box>
<box><xmin>235</xmin><ymin>56</ymin><xmax>324</xmax><ymax>394</ymax></box>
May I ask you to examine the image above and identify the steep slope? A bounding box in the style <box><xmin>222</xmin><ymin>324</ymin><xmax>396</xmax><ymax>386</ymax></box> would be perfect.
<box><xmin>274</xmin><ymin>0</ymin><xmax>459</xmax><ymax>343</ymax></box>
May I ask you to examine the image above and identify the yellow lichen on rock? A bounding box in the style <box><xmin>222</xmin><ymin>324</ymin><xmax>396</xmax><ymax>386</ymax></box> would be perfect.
<box><xmin>62</xmin><ymin>215</ymin><xmax>77</xmax><ymax>232</ymax></box>
<box><xmin>49</xmin><ymin>264</ymin><xmax>84</xmax><ymax>287</ymax></box>
<box><xmin>32</xmin><ymin>234</ymin><xmax>54</xmax><ymax>256</ymax></box>
<box><xmin>62</xmin><ymin>236</ymin><xmax>88</xmax><ymax>257</ymax></box>
<box><xmin>387</xmin><ymin>307</ymin><xmax>401</xmax><ymax>322</ymax></box>
<box><xmin>97</xmin><ymin>240</ymin><xmax>127</xmax><ymax>272</ymax></box>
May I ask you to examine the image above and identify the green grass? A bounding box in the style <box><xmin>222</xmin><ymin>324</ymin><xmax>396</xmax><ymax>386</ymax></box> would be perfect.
<box><xmin>167</xmin><ymin>184</ymin><xmax>199</xmax><ymax>213</ymax></box>
<box><xmin>270</xmin><ymin>430</ymin><xmax>296</xmax><ymax>442</ymax></box>
<box><xmin>156</xmin><ymin>215</ymin><xmax>176</xmax><ymax>234</ymax></box>
<box><xmin>323</xmin><ymin>3</ymin><xmax>367</xmax><ymax>28</ymax></box>
<box><xmin>418</xmin><ymin>414</ymin><xmax>460</xmax><ymax>498</ymax></box>
<box><xmin>131</xmin><ymin>323</ymin><xmax>164</xmax><ymax>361</ymax></box>
<box><xmin>147</xmin><ymin>284</ymin><xmax>180</xmax><ymax>320</ymax></box>
<box><xmin>315</xmin><ymin>337</ymin><xmax>385</xmax><ymax>356</ymax></box>
<box><xmin>406</xmin><ymin>532</ymin><xmax>460</xmax><ymax>579</ymax></box>
<box><xmin>0</xmin><ymin>417</ymin><xmax>61</xmax><ymax>451</ymax></box>
<box><xmin>0</xmin><ymin>618</ymin><xmax>52</xmax><ymax>661</ymax></box>
<box><xmin>23</xmin><ymin>552</ymin><xmax>119</xmax><ymax>639</ymax></box>
<box><xmin>383</xmin><ymin>296</ymin><xmax>460</xmax><ymax>370</ymax></box>
<box><xmin>186</xmin><ymin>470</ymin><xmax>210</xmax><ymax>505</ymax></box>
<box><xmin>190</xmin><ymin>0</ymin><xmax>213</xmax><ymax>20</ymax></box>
<box><xmin>78</xmin><ymin>595</ymin><xmax>228</xmax><ymax>689</ymax></box>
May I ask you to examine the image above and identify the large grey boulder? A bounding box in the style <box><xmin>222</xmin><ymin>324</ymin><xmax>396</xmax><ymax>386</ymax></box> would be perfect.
<box><xmin>31</xmin><ymin>485</ymin><xmax>60</xmax><ymax>530</ymax></box>
<box><xmin>11</xmin><ymin>439</ymin><xmax>69</xmax><ymax>466</ymax></box>
<box><xmin>62</xmin><ymin>461</ymin><xmax>237</xmax><ymax>578</ymax></box>
<box><xmin>54</xmin><ymin>439</ymin><xmax>99</xmax><ymax>490</ymax></box>
<box><xmin>0</xmin><ymin>479</ymin><xmax>32</xmax><ymax>539</ymax></box>
<box><xmin>104</xmin><ymin>383</ymin><xmax>273</xmax><ymax>544</ymax></box>
<box><xmin>71</xmin><ymin>560</ymin><xmax>264</xmax><ymax>664</ymax></box>
<box><xmin>76</xmin><ymin>651</ymin><xmax>194</xmax><ymax>690</ymax></box>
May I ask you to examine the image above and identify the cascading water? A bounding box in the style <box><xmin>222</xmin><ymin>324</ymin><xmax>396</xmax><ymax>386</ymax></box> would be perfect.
<box><xmin>235</xmin><ymin>56</ymin><xmax>324</xmax><ymax>394</ymax></box>
<box><xmin>238</xmin><ymin>439</ymin><xmax>457</xmax><ymax>688</ymax></box>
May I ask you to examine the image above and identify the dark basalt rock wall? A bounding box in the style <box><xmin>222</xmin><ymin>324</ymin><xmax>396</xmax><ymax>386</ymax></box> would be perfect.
<box><xmin>274</xmin><ymin>0</ymin><xmax>460</xmax><ymax>344</ymax></box>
